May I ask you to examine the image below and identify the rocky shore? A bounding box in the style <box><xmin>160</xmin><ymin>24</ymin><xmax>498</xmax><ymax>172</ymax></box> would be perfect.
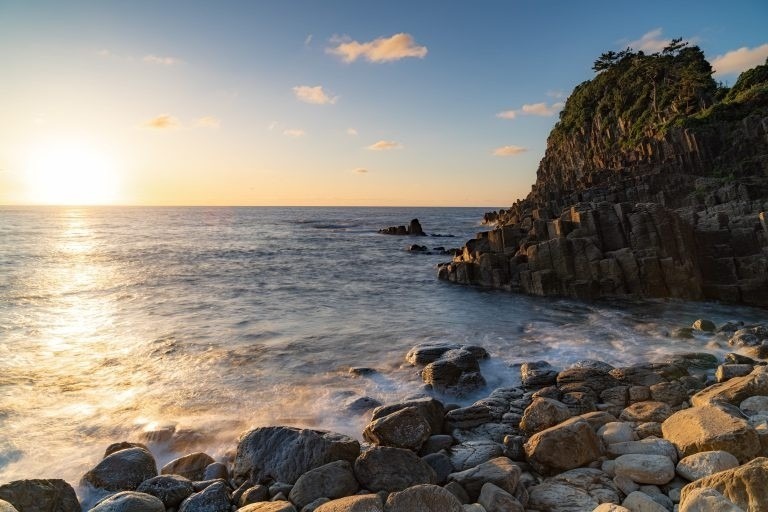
<box><xmin>3</xmin><ymin>320</ymin><xmax>768</xmax><ymax>512</ymax></box>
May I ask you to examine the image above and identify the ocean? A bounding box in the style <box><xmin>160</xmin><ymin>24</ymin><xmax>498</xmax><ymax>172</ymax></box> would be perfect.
<box><xmin>1</xmin><ymin>206</ymin><xmax>765</xmax><ymax>487</ymax></box>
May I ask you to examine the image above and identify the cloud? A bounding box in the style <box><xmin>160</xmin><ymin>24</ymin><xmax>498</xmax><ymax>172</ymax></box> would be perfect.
<box><xmin>268</xmin><ymin>121</ymin><xmax>278</xmax><ymax>131</ymax></box>
<box><xmin>493</xmin><ymin>145</ymin><xmax>527</xmax><ymax>157</ymax></box>
<box><xmin>628</xmin><ymin>28</ymin><xmax>670</xmax><ymax>53</ymax></box>
<box><xmin>144</xmin><ymin>114</ymin><xmax>180</xmax><ymax>129</ymax></box>
<box><xmin>496</xmin><ymin>101</ymin><xmax>564</xmax><ymax>119</ymax></box>
<box><xmin>711</xmin><ymin>43</ymin><xmax>768</xmax><ymax>76</ymax></box>
<box><xmin>347</xmin><ymin>128</ymin><xmax>358</xmax><ymax>136</ymax></box>
<box><xmin>195</xmin><ymin>116</ymin><xmax>220</xmax><ymax>128</ymax></box>
<box><xmin>546</xmin><ymin>90</ymin><xmax>565</xmax><ymax>99</ymax></box>
<box><xmin>293</xmin><ymin>85</ymin><xmax>338</xmax><ymax>105</ymax></box>
<box><xmin>304</xmin><ymin>34</ymin><xmax>313</xmax><ymax>46</ymax></box>
<box><xmin>143</xmin><ymin>54</ymin><xmax>182</xmax><ymax>65</ymax></box>
<box><xmin>353</xmin><ymin>168</ymin><xmax>368</xmax><ymax>174</ymax></box>
<box><xmin>367</xmin><ymin>140</ymin><xmax>402</xmax><ymax>151</ymax></box>
<box><xmin>97</xmin><ymin>49</ymin><xmax>111</xmax><ymax>57</ymax></box>
<box><xmin>328</xmin><ymin>33</ymin><xmax>428</xmax><ymax>63</ymax></box>
<box><xmin>283</xmin><ymin>128</ymin><xmax>306</xmax><ymax>137</ymax></box>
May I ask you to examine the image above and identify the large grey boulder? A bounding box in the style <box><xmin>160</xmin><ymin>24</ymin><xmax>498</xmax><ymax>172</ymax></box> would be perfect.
<box><xmin>362</xmin><ymin>406</ymin><xmax>431</xmax><ymax>450</ymax></box>
<box><xmin>178</xmin><ymin>481</ymin><xmax>230</xmax><ymax>512</ymax></box>
<box><xmin>137</xmin><ymin>475</ymin><xmax>195</xmax><ymax>508</ymax></box>
<box><xmin>353</xmin><ymin>446</ymin><xmax>436</xmax><ymax>492</ymax></box>
<box><xmin>370</xmin><ymin>398</ymin><xmax>446</xmax><ymax>435</ymax></box>
<box><xmin>288</xmin><ymin>461</ymin><xmax>358</xmax><ymax>509</ymax></box>
<box><xmin>676</xmin><ymin>451</ymin><xmax>740</xmax><ymax>481</ymax></box>
<box><xmin>0</xmin><ymin>480</ymin><xmax>80</xmax><ymax>512</ymax></box>
<box><xmin>383</xmin><ymin>484</ymin><xmax>463</xmax><ymax>512</ymax></box>
<box><xmin>81</xmin><ymin>447</ymin><xmax>158</xmax><ymax>491</ymax></box>
<box><xmin>90</xmin><ymin>492</ymin><xmax>164</xmax><ymax>512</ymax></box>
<box><xmin>233</xmin><ymin>427</ymin><xmax>360</xmax><ymax>484</ymax></box>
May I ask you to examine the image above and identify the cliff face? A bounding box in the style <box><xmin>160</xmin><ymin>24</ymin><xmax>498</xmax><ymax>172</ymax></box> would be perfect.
<box><xmin>440</xmin><ymin>48</ymin><xmax>768</xmax><ymax>307</ymax></box>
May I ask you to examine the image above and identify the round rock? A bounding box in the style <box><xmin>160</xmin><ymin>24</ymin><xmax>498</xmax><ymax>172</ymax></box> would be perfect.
<box><xmin>81</xmin><ymin>447</ymin><xmax>158</xmax><ymax>492</ymax></box>
<box><xmin>614</xmin><ymin>454</ymin><xmax>675</xmax><ymax>485</ymax></box>
<box><xmin>353</xmin><ymin>446</ymin><xmax>436</xmax><ymax>493</ymax></box>
<box><xmin>91</xmin><ymin>492</ymin><xmax>164</xmax><ymax>512</ymax></box>
<box><xmin>676</xmin><ymin>451</ymin><xmax>740</xmax><ymax>481</ymax></box>
<box><xmin>137</xmin><ymin>475</ymin><xmax>195</xmax><ymax>508</ymax></box>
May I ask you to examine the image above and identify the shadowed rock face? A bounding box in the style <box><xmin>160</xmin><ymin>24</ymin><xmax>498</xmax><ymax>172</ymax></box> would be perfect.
<box><xmin>439</xmin><ymin>55</ymin><xmax>768</xmax><ymax>307</ymax></box>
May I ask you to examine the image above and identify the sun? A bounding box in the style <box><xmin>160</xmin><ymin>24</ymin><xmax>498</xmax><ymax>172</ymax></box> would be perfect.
<box><xmin>23</xmin><ymin>140</ymin><xmax>121</xmax><ymax>205</ymax></box>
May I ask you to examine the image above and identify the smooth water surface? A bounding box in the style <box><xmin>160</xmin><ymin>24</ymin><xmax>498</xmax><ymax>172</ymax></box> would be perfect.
<box><xmin>1</xmin><ymin>206</ymin><xmax>765</xmax><ymax>487</ymax></box>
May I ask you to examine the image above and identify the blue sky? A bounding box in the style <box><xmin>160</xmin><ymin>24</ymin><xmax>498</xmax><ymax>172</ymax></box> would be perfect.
<box><xmin>1</xmin><ymin>1</ymin><xmax>766</xmax><ymax>205</ymax></box>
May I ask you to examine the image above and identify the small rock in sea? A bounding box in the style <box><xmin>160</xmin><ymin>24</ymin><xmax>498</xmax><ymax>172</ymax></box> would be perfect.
<box><xmin>692</xmin><ymin>319</ymin><xmax>716</xmax><ymax>332</ymax></box>
<box><xmin>378</xmin><ymin>218</ymin><xmax>426</xmax><ymax>236</ymax></box>
<box><xmin>363</xmin><ymin>406</ymin><xmax>431</xmax><ymax>450</ymax></box>
<box><xmin>407</xmin><ymin>244</ymin><xmax>428</xmax><ymax>252</ymax></box>
<box><xmin>344</xmin><ymin>396</ymin><xmax>382</xmax><ymax>415</ymax></box>
<box><xmin>520</xmin><ymin>361</ymin><xmax>558</xmax><ymax>388</ymax></box>
<box><xmin>348</xmin><ymin>367</ymin><xmax>377</xmax><ymax>377</ymax></box>
<box><xmin>728</xmin><ymin>325</ymin><xmax>768</xmax><ymax>347</ymax></box>
<box><xmin>91</xmin><ymin>492</ymin><xmax>164</xmax><ymax>512</ymax></box>
<box><xmin>673</xmin><ymin>327</ymin><xmax>695</xmax><ymax>339</ymax></box>
<box><xmin>137</xmin><ymin>475</ymin><xmax>195</xmax><ymax>509</ymax></box>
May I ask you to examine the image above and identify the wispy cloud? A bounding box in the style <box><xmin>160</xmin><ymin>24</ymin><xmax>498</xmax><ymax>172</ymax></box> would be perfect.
<box><xmin>293</xmin><ymin>85</ymin><xmax>338</xmax><ymax>105</ymax></box>
<box><xmin>328</xmin><ymin>33</ymin><xmax>428</xmax><ymax>63</ymax></box>
<box><xmin>304</xmin><ymin>34</ymin><xmax>313</xmax><ymax>46</ymax></box>
<box><xmin>367</xmin><ymin>140</ymin><xmax>402</xmax><ymax>151</ymax></box>
<box><xmin>546</xmin><ymin>90</ymin><xmax>565</xmax><ymax>99</ymax></box>
<box><xmin>353</xmin><ymin>168</ymin><xmax>369</xmax><ymax>174</ymax></box>
<box><xmin>144</xmin><ymin>114</ymin><xmax>180</xmax><ymax>129</ymax></box>
<box><xmin>711</xmin><ymin>43</ymin><xmax>768</xmax><ymax>76</ymax></box>
<box><xmin>628</xmin><ymin>28</ymin><xmax>670</xmax><ymax>53</ymax></box>
<box><xmin>268</xmin><ymin>121</ymin><xmax>278</xmax><ymax>131</ymax></box>
<box><xmin>493</xmin><ymin>145</ymin><xmax>527</xmax><ymax>157</ymax></box>
<box><xmin>346</xmin><ymin>128</ymin><xmax>358</xmax><ymax>136</ymax></box>
<box><xmin>497</xmin><ymin>102</ymin><xmax>564</xmax><ymax>119</ymax></box>
<box><xmin>195</xmin><ymin>116</ymin><xmax>221</xmax><ymax>128</ymax></box>
<box><xmin>283</xmin><ymin>128</ymin><xmax>306</xmax><ymax>138</ymax></box>
<box><xmin>143</xmin><ymin>54</ymin><xmax>182</xmax><ymax>66</ymax></box>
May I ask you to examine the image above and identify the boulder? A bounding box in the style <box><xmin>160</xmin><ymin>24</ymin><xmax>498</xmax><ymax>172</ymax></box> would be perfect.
<box><xmin>716</xmin><ymin>365</ymin><xmax>754</xmax><ymax>383</ymax></box>
<box><xmin>527</xmin><ymin>482</ymin><xmax>599</xmax><ymax>511</ymax></box>
<box><xmin>447</xmin><ymin>457</ymin><xmax>521</xmax><ymax>501</ymax></box>
<box><xmin>676</xmin><ymin>451</ymin><xmax>740</xmax><ymax>481</ymax></box>
<box><xmin>232</xmin><ymin>427</ymin><xmax>360</xmax><ymax>484</ymax></box>
<box><xmin>314</xmin><ymin>495</ymin><xmax>384</xmax><ymax>512</ymax></box>
<box><xmin>362</xmin><ymin>406</ymin><xmax>431</xmax><ymax>450</ymax></box>
<box><xmin>422</xmin><ymin>349</ymin><xmax>486</xmax><ymax>394</ymax></box>
<box><xmin>680</xmin><ymin>488</ymin><xmax>745</xmax><ymax>511</ymax></box>
<box><xmin>524</xmin><ymin>418</ymin><xmax>602</xmax><ymax>475</ymax></box>
<box><xmin>239</xmin><ymin>485</ymin><xmax>269</xmax><ymax>506</ymax></box>
<box><xmin>81</xmin><ymin>447</ymin><xmax>158</xmax><ymax>491</ymax></box>
<box><xmin>448</xmin><ymin>440</ymin><xmax>504</xmax><ymax>471</ymax></box>
<box><xmin>90</xmin><ymin>492</ymin><xmax>164</xmax><ymax>512</ymax></box>
<box><xmin>178</xmin><ymin>481</ymin><xmax>230</xmax><ymax>512</ymax></box>
<box><xmin>519</xmin><ymin>398</ymin><xmax>573</xmax><ymax>434</ymax></box>
<box><xmin>614</xmin><ymin>454</ymin><xmax>675</xmax><ymax>485</ymax></box>
<box><xmin>598</xmin><ymin>422</ymin><xmax>636</xmax><ymax>445</ymax></box>
<box><xmin>661</xmin><ymin>405</ymin><xmax>760</xmax><ymax>463</ymax></box>
<box><xmin>621</xmin><ymin>491</ymin><xmax>667</xmax><ymax>512</ymax></box>
<box><xmin>202</xmin><ymin>463</ymin><xmax>228</xmax><ymax>481</ymax></box>
<box><xmin>383</xmin><ymin>484</ymin><xmax>463</xmax><ymax>512</ymax></box>
<box><xmin>548</xmin><ymin>468</ymin><xmax>621</xmax><ymax>504</ymax></box>
<box><xmin>593</xmin><ymin>505</ymin><xmax>631</xmax><ymax>512</ymax></box>
<box><xmin>445</xmin><ymin>405</ymin><xmax>493</xmax><ymax>429</ymax></box>
<box><xmin>0</xmin><ymin>480</ymin><xmax>80</xmax><ymax>512</ymax></box>
<box><xmin>421</xmin><ymin>453</ymin><xmax>453</xmax><ymax>484</ymax></box>
<box><xmin>692</xmin><ymin>319</ymin><xmax>716</xmax><ymax>332</ymax></box>
<box><xmin>680</xmin><ymin>457</ymin><xmax>768</xmax><ymax>511</ymax></box>
<box><xmin>137</xmin><ymin>475</ymin><xmax>195</xmax><ymax>508</ymax></box>
<box><xmin>408</xmin><ymin>219</ymin><xmax>426</xmax><ymax>236</ymax></box>
<box><xmin>477</xmin><ymin>482</ymin><xmax>524</xmax><ymax>512</ymax></box>
<box><xmin>288</xmin><ymin>461</ymin><xmax>358</xmax><ymax>509</ymax></box>
<box><xmin>520</xmin><ymin>361</ymin><xmax>558</xmax><ymax>388</ymax></box>
<box><xmin>238</xmin><ymin>503</ymin><xmax>297</xmax><ymax>512</ymax></box>
<box><xmin>161</xmin><ymin>452</ymin><xmax>215</xmax><ymax>481</ymax></box>
<box><xmin>691</xmin><ymin>366</ymin><xmax>768</xmax><ymax>407</ymax></box>
<box><xmin>619</xmin><ymin>402</ymin><xmax>672</xmax><ymax>423</ymax></box>
<box><xmin>371</xmin><ymin>398</ymin><xmax>446</xmax><ymax>435</ymax></box>
<box><xmin>353</xmin><ymin>446</ymin><xmax>436</xmax><ymax>492</ymax></box>
<box><xmin>606</xmin><ymin>438</ymin><xmax>678</xmax><ymax>462</ymax></box>
<box><xmin>405</xmin><ymin>343</ymin><xmax>488</xmax><ymax>366</ymax></box>
<box><xmin>419</xmin><ymin>435</ymin><xmax>454</xmax><ymax>455</ymax></box>
<box><xmin>0</xmin><ymin>502</ymin><xmax>16</xmax><ymax>512</ymax></box>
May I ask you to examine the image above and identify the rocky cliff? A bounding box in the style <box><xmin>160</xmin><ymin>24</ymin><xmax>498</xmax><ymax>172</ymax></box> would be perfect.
<box><xmin>439</xmin><ymin>45</ymin><xmax>768</xmax><ymax>307</ymax></box>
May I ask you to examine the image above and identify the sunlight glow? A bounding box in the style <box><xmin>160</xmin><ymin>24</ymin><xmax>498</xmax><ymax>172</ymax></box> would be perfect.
<box><xmin>23</xmin><ymin>141</ymin><xmax>121</xmax><ymax>205</ymax></box>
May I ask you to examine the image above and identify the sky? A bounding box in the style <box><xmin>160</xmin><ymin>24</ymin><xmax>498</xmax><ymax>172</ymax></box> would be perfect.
<box><xmin>0</xmin><ymin>1</ymin><xmax>766</xmax><ymax>207</ymax></box>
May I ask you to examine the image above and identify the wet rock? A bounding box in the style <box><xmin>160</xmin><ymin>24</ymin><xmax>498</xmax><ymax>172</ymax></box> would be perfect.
<box><xmin>556</xmin><ymin>367</ymin><xmax>620</xmax><ymax>395</ymax></box>
<box><xmin>419</xmin><ymin>435</ymin><xmax>454</xmax><ymax>455</ymax></box>
<box><xmin>344</xmin><ymin>397</ymin><xmax>381</xmax><ymax>415</ymax></box>
<box><xmin>619</xmin><ymin>401</ymin><xmax>672</xmax><ymax>423</ymax></box>
<box><xmin>406</xmin><ymin>343</ymin><xmax>487</xmax><ymax>365</ymax></box>
<box><xmin>679</xmin><ymin>487</ymin><xmax>744</xmax><ymax>511</ymax></box>
<box><xmin>447</xmin><ymin>457</ymin><xmax>521</xmax><ymax>501</ymax></box>
<box><xmin>301</xmin><ymin>498</ymin><xmax>330</xmax><ymax>512</ymax></box>
<box><xmin>691</xmin><ymin>366</ymin><xmax>768</xmax><ymax>407</ymax></box>
<box><xmin>233</xmin><ymin>427</ymin><xmax>360</xmax><ymax>485</ymax></box>
<box><xmin>239</xmin><ymin>485</ymin><xmax>270</xmax><ymax>506</ymax></box>
<box><xmin>90</xmin><ymin>492</ymin><xmax>164</xmax><ymax>512</ymax></box>
<box><xmin>203</xmin><ymin>462</ymin><xmax>228</xmax><ymax>481</ymax></box>
<box><xmin>674</xmin><ymin>328</ymin><xmax>695</xmax><ymax>339</ymax></box>
<box><xmin>667</xmin><ymin>353</ymin><xmax>719</xmax><ymax>371</ymax></box>
<box><xmin>161</xmin><ymin>452</ymin><xmax>215</xmax><ymax>481</ymax></box>
<box><xmin>288</xmin><ymin>460</ymin><xmax>358</xmax><ymax>509</ymax></box>
<box><xmin>614</xmin><ymin>454</ymin><xmax>675</xmax><ymax>485</ymax></box>
<box><xmin>728</xmin><ymin>326</ymin><xmax>768</xmax><ymax>347</ymax></box>
<box><xmin>519</xmin><ymin>398</ymin><xmax>573</xmax><ymax>434</ymax></box>
<box><xmin>523</xmin><ymin>418</ymin><xmax>602</xmax><ymax>475</ymax></box>
<box><xmin>407</xmin><ymin>244</ymin><xmax>428</xmax><ymax>252</ymax></box>
<box><xmin>520</xmin><ymin>361</ymin><xmax>558</xmax><ymax>388</ymax></box>
<box><xmin>239</xmin><ymin>503</ymin><xmax>297</xmax><ymax>512</ymax></box>
<box><xmin>371</xmin><ymin>398</ymin><xmax>446</xmax><ymax>435</ymax></box>
<box><xmin>104</xmin><ymin>442</ymin><xmax>148</xmax><ymax>458</ymax></box>
<box><xmin>445</xmin><ymin>405</ymin><xmax>494</xmax><ymax>429</ymax></box>
<box><xmin>348</xmin><ymin>367</ymin><xmax>377</xmax><ymax>377</ymax></box>
<box><xmin>477</xmin><ymin>482</ymin><xmax>523</xmax><ymax>512</ymax></box>
<box><xmin>680</xmin><ymin>457</ymin><xmax>768</xmax><ymax>511</ymax></box>
<box><xmin>81</xmin><ymin>447</ymin><xmax>158</xmax><ymax>492</ymax></box>
<box><xmin>353</xmin><ymin>446</ymin><xmax>436</xmax><ymax>492</ymax></box>
<box><xmin>313</xmin><ymin>494</ymin><xmax>383</xmax><ymax>512</ymax></box>
<box><xmin>662</xmin><ymin>405</ymin><xmax>760</xmax><ymax>463</ymax></box>
<box><xmin>363</xmin><ymin>406</ymin><xmax>431</xmax><ymax>450</ymax></box>
<box><xmin>692</xmin><ymin>319</ymin><xmax>716</xmax><ymax>332</ymax></box>
<box><xmin>178</xmin><ymin>481</ymin><xmax>230</xmax><ymax>512</ymax></box>
<box><xmin>383</xmin><ymin>484</ymin><xmax>463</xmax><ymax>512</ymax></box>
<box><xmin>448</xmin><ymin>440</ymin><xmax>504</xmax><ymax>471</ymax></box>
<box><xmin>422</xmin><ymin>349</ymin><xmax>486</xmax><ymax>394</ymax></box>
<box><xmin>137</xmin><ymin>475</ymin><xmax>195</xmax><ymax>508</ymax></box>
<box><xmin>0</xmin><ymin>480</ymin><xmax>80</xmax><ymax>512</ymax></box>
<box><xmin>676</xmin><ymin>451</ymin><xmax>740</xmax><ymax>481</ymax></box>
<box><xmin>649</xmin><ymin>381</ymin><xmax>688</xmax><ymax>406</ymax></box>
<box><xmin>621</xmin><ymin>491</ymin><xmax>667</xmax><ymax>512</ymax></box>
<box><xmin>422</xmin><ymin>453</ymin><xmax>453</xmax><ymax>484</ymax></box>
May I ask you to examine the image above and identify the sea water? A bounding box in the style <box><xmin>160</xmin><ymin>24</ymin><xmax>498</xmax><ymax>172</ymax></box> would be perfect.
<box><xmin>1</xmin><ymin>206</ymin><xmax>765</xmax><ymax>486</ymax></box>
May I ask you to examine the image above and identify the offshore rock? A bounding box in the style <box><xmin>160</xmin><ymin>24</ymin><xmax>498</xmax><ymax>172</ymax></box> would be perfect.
<box><xmin>232</xmin><ymin>427</ymin><xmax>360</xmax><ymax>485</ymax></box>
